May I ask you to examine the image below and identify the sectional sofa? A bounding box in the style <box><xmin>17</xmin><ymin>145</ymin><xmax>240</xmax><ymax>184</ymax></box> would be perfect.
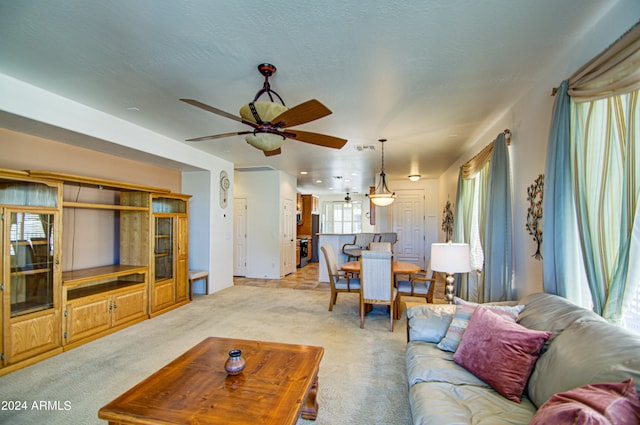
<box><xmin>405</xmin><ymin>293</ymin><xmax>640</xmax><ymax>424</ymax></box>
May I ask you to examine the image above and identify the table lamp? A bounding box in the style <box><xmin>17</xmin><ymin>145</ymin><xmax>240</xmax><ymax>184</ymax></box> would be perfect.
<box><xmin>430</xmin><ymin>242</ymin><xmax>471</xmax><ymax>304</ymax></box>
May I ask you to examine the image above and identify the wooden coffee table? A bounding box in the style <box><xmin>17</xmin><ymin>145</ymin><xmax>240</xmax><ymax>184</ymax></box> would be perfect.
<box><xmin>98</xmin><ymin>337</ymin><xmax>324</xmax><ymax>425</ymax></box>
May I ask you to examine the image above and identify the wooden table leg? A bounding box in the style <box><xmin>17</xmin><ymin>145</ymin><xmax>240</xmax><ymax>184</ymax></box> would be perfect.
<box><xmin>301</xmin><ymin>374</ymin><xmax>319</xmax><ymax>420</ymax></box>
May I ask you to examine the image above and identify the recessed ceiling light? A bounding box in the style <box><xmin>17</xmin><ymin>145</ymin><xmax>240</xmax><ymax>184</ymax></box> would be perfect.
<box><xmin>300</xmin><ymin>171</ymin><xmax>308</xmax><ymax>175</ymax></box>
<box><xmin>315</xmin><ymin>180</ymin><xmax>323</xmax><ymax>183</ymax></box>
<box><xmin>127</xmin><ymin>107</ymin><xmax>140</xmax><ymax>112</ymax></box>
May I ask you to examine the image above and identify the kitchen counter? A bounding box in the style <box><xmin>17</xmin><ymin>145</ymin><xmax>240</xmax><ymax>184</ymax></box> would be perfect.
<box><xmin>317</xmin><ymin>233</ymin><xmax>355</xmax><ymax>282</ymax></box>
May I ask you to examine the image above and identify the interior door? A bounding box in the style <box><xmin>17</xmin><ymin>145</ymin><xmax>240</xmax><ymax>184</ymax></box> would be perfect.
<box><xmin>282</xmin><ymin>199</ymin><xmax>295</xmax><ymax>276</ymax></box>
<box><xmin>0</xmin><ymin>207</ymin><xmax>4</xmax><ymax>366</ymax></box>
<box><xmin>391</xmin><ymin>190</ymin><xmax>426</xmax><ymax>269</ymax></box>
<box><xmin>233</xmin><ymin>198</ymin><xmax>247</xmax><ymax>276</ymax></box>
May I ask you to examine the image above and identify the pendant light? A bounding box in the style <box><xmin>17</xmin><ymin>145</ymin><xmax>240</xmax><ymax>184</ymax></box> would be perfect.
<box><xmin>367</xmin><ymin>139</ymin><xmax>395</xmax><ymax>206</ymax></box>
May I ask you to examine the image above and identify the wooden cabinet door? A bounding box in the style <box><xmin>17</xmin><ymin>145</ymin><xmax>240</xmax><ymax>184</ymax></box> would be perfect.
<box><xmin>152</xmin><ymin>280</ymin><xmax>174</xmax><ymax>312</ymax></box>
<box><xmin>112</xmin><ymin>288</ymin><xmax>147</xmax><ymax>327</ymax></box>
<box><xmin>7</xmin><ymin>311</ymin><xmax>60</xmax><ymax>364</ymax></box>
<box><xmin>175</xmin><ymin>216</ymin><xmax>189</xmax><ymax>302</ymax></box>
<box><xmin>3</xmin><ymin>207</ymin><xmax>62</xmax><ymax>365</ymax></box>
<box><xmin>65</xmin><ymin>296</ymin><xmax>110</xmax><ymax>344</ymax></box>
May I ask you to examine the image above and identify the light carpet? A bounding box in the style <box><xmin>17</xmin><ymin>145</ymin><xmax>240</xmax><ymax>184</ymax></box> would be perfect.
<box><xmin>0</xmin><ymin>285</ymin><xmax>412</xmax><ymax>424</ymax></box>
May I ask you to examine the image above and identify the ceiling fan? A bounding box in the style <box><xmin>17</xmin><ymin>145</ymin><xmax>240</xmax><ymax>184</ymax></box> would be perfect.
<box><xmin>180</xmin><ymin>63</ymin><xmax>348</xmax><ymax>157</ymax></box>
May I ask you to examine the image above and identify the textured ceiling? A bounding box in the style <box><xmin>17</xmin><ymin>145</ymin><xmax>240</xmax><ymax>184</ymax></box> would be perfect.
<box><xmin>0</xmin><ymin>1</ymin><xmax>617</xmax><ymax>194</ymax></box>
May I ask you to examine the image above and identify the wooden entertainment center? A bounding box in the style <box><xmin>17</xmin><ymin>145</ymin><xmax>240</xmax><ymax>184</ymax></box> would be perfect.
<box><xmin>0</xmin><ymin>168</ymin><xmax>191</xmax><ymax>375</ymax></box>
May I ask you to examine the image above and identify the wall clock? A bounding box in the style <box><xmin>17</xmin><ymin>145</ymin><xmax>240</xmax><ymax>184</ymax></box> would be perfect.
<box><xmin>220</xmin><ymin>170</ymin><xmax>230</xmax><ymax>209</ymax></box>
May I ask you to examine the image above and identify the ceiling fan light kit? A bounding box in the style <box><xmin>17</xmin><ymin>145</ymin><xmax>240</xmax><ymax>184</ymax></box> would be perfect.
<box><xmin>367</xmin><ymin>138</ymin><xmax>396</xmax><ymax>207</ymax></box>
<box><xmin>180</xmin><ymin>63</ymin><xmax>347</xmax><ymax>156</ymax></box>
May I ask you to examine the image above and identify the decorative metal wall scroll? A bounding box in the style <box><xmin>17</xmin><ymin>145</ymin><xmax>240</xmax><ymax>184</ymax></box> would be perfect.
<box><xmin>526</xmin><ymin>174</ymin><xmax>544</xmax><ymax>260</ymax></box>
<box><xmin>441</xmin><ymin>199</ymin><xmax>454</xmax><ymax>242</ymax></box>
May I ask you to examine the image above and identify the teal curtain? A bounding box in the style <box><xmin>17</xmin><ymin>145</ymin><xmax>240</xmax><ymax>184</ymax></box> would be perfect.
<box><xmin>453</xmin><ymin>169</ymin><xmax>474</xmax><ymax>299</ymax></box>
<box><xmin>572</xmin><ymin>90</ymin><xmax>640</xmax><ymax>322</ymax></box>
<box><xmin>542</xmin><ymin>80</ymin><xmax>590</xmax><ymax>306</ymax></box>
<box><xmin>481</xmin><ymin>134</ymin><xmax>513</xmax><ymax>301</ymax></box>
<box><xmin>453</xmin><ymin>132</ymin><xmax>512</xmax><ymax>302</ymax></box>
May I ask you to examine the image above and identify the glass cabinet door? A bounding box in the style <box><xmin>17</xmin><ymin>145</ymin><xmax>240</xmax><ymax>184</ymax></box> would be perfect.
<box><xmin>9</xmin><ymin>211</ymin><xmax>55</xmax><ymax>317</ymax></box>
<box><xmin>154</xmin><ymin>217</ymin><xmax>174</xmax><ymax>282</ymax></box>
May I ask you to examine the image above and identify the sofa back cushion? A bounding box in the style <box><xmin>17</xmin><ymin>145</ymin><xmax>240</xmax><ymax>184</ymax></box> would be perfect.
<box><xmin>527</xmin><ymin>318</ymin><xmax>640</xmax><ymax>408</ymax></box>
<box><xmin>518</xmin><ymin>293</ymin><xmax>605</xmax><ymax>347</ymax></box>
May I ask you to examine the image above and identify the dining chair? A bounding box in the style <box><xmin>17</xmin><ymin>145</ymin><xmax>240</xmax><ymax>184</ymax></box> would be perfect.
<box><xmin>397</xmin><ymin>261</ymin><xmax>436</xmax><ymax>303</ymax></box>
<box><xmin>369</xmin><ymin>242</ymin><xmax>392</xmax><ymax>252</ymax></box>
<box><xmin>342</xmin><ymin>233</ymin><xmax>376</xmax><ymax>261</ymax></box>
<box><xmin>359</xmin><ymin>250</ymin><xmax>397</xmax><ymax>331</ymax></box>
<box><xmin>376</xmin><ymin>233</ymin><xmax>398</xmax><ymax>251</ymax></box>
<box><xmin>321</xmin><ymin>245</ymin><xmax>361</xmax><ymax>311</ymax></box>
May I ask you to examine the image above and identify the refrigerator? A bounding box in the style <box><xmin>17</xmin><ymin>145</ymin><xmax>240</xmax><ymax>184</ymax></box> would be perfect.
<box><xmin>310</xmin><ymin>214</ymin><xmax>320</xmax><ymax>262</ymax></box>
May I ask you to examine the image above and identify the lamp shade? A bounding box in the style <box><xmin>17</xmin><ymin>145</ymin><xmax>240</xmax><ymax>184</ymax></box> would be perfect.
<box><xmin>369</xmin><ymin>193</ymin><xmax>395</xmax><ymax>206</ymax></box>
<box><xmin>245</xmin><ymin>133</ymin><xmax>286</xmax><ymax>151</ymax></box>
<box><xmin>431</xmin><ymin>243</ymin><xmax>471</xmax><ymax>273</ymax></box>
<box><xmin>240</xmin><ymin>101</ymin><xmax>288</xmax><ymax>151</ymax></box>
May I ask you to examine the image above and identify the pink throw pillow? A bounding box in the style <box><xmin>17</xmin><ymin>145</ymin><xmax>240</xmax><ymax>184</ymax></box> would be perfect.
<box><xmin>453</xmin><ymin>305</ymin><xmax>551</xmax><ymax>403</ymax></box>
<box><xmin>530</xmin><ymin>379</ymin><xmax>640</xmax><ymax>425</ymax></box>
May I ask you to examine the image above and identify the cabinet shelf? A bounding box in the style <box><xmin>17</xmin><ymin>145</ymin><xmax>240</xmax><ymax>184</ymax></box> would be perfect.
<box><xmin>63</xmin><ymin>201</ymin><xmax>149</xmax><ymax>211</ymax></box>
<box><xmin>67</xmin><ymin>280</ymin><xmax>144</xmax><ymax>301</ymax></box>
<box><xmin>10</xmin><ymin>268</ymin><xmax>51</xmax><ymax>276</ymax></box>
<box><xmin>63</xmin><ymin>265</ymin><xmax>148</xmax><ymax>288</ymax></box>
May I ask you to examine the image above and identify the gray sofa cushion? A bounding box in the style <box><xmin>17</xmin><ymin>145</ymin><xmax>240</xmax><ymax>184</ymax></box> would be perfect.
<box><xmin>406</xmin><ymin>304</ymin><xmax>455</xmax><ymax>342</ymax></box>
<box><xmin>527</xmin><ymin>318</ymin><xmax>640</xmax><ymax>408</ymax></box>
<box><xmin>406</xmin><ymin>341</ymin><xmax>489</xmax><ymax>388</ymax></box>
<box><xmin>518</xmin><ymin>293</ymin><xmax>605</xmax><ymax>345</ymax></box>
<box><xmin>410</xmin><ymin>381</ymin><xmax>536</xmax><ymax>425</ymax></box>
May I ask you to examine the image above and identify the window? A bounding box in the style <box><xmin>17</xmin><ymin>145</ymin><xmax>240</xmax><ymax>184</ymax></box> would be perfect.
<box><xmin>623</xmin><ymin>284</ymin><xmax>640</xmax><ymax>335</ymax></box>
<box><xmin>323</xmin><ymin>201</ymin><xmax>362</xmax><ymax>234</ymax></box>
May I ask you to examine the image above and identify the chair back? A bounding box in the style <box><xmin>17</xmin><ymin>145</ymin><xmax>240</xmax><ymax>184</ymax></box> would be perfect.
<box><xmin>369</xmin><ymin>242</ymin><xmax>392</xmax><ymax>252</ymax></box>
<box><xmin>321</xmin><ymin>245</ymin><xmax>339</xmax><ymax>283</ymax></box>
<box><xmin>377</xmin><ymin>232</ymin><xmax>398</xmax><ymax>245</ymax></box>
<box><xmin>360</xmin><ymin>250</ymin><xmax>393</xmax><ymax>302</ymax></box>
<box><xmin>353</xmin><ymin>233</ymin><xmax>376</xmax><ymax>248</ymax></box>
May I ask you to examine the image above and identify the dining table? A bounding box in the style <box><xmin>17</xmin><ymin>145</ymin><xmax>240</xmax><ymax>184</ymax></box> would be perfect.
<box><xmin>340</xmin><ymin>260</ymin><xmax>421</xmax><ymax>275</ymax></box>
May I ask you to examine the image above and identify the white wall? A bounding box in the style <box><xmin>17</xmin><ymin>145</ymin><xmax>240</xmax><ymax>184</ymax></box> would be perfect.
<box><xmin>183</xmin><ymin>170</ymin><xmax>235</xmax><ymax>294</ymax></box>
<box><xmin>234</xmin><ymin>169</ymin><xmax>296</xmax><ymax>279</ymax></box>
<box><xmin>1</xmin><ymin>73</ymin><xmax>236</xmax><ymax>294</ymax></box>
<box><xmin>437</xmin><ymin>1</ymin><xmax>640</xmax><ymax>299</ymax></box>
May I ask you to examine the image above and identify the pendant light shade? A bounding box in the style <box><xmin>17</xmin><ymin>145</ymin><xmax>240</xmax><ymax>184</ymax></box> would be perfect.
<box><xmin>367</xmin><ymin>139</ymin><xmax>395</xmax><ymax>207</ymax></box>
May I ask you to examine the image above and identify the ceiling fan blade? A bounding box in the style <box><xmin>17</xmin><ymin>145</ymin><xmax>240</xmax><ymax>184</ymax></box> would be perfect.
<box><xmin>263</xmin><ymin>148</ymin><xmax>282</xmax><ymax>157</ymax></box>
<box><xmin>284</xmin><ymin>130</ymin><xmax>347</xmax><ymax>149</ymax></box>
<box><xmin>186</xmin><ymin>131</ymin><xmax>252</xmax><ymax>142</ymax></box>
<box><xmin>270</xmin><ymin>99</ymin><xmax>332</xmax><ymax>128</ymax></box>
<box><xmin>180</xmin><ymin>99</ymin><xmax>257</xmax><ymax>128</ymax></box>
